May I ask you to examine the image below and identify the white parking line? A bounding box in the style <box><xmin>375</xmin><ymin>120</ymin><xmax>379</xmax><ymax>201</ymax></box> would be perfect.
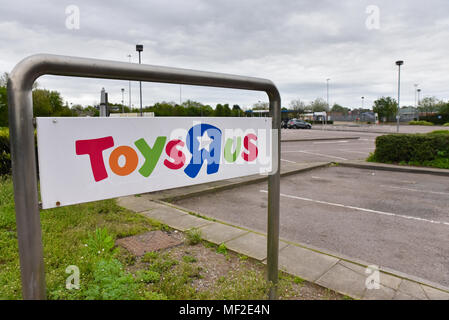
<box><xmin>380</xmin><ymin>185</ymin><xmax>449</xmax><ymax>196</ymax></box>
<box><xmin>340</xmin><ymin>150</ymin><xmax>370</xmax><ymax>154</ymax></box>
<box><xmin>313</xmin><ymin>140</ymin><xmax>349</xmax><ymax>144</ymax></box>
<box><xmin>281</xmin><ymin>158</ymin><xmax>296</xmax><ymax>164</ymax></box>
<box><xmin>281</xmin><ymin>150</ymin><xmax>348</xmax><ymax>161</ymax></box>
<box><xmin>259</xmin><ymin>190</ymin><xmax>449</xmax><ymax>227</ymax></box>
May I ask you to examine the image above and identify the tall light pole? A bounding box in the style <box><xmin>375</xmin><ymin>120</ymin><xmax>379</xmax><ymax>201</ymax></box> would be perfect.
<box><xmin>121</xmin><ymin>88</ymin><xmax>125</xmax><ymax>113</ymax></box>
<box><xmin>136</xmin><ymin>44</ymin><xmax>143</xmax><ymax>116</ymax></box>
<box><xmin>361</xmin><ymin>96</ymin><xmax>365</xmax><ymax>109</ymax></box>
<box><xmin>326</xmin><ymin>78</ymin><xmax>330</xmax><ymax>125</ymax></box>
<box><xmin>127</xmin><ymin>54</ymin><xmax>132</xmax><ymax>111</ymax></box>
<box><xmin>395</xmin><ymin>60</ymin><xmax>404</xmax><ymax>133</ymax></box>
<box><xmin>414</xmin><ymin>84</ymin><xmax>418</xmax><ymax>121</ymax></box>
<box><xmin>417</xmin><ymin>88</ymin><xmax>422</xmax><ymax>119</ymax></box>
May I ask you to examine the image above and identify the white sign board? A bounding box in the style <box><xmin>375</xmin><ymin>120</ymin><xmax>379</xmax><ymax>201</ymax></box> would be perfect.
<box><xmin>36</xmin><ymin>117</ymin><xmax>272</xmax><ymax>209</ymax></box>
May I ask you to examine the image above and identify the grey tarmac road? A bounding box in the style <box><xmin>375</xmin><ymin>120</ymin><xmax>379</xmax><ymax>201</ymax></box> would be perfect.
<box><xmin>281</xmin><ymin>132</ymin><xmax>378</xmax><ymax>163</ymax></box>
<box><xmin>174</xmin><ymin>166</ymin><xmax>449</xmax><ymax>287</ymax></box>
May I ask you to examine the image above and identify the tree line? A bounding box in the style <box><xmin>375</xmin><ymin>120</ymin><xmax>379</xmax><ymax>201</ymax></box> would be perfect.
<box><xmin>0</xmin><ymin>72</ymin><xmax>249</xmax><ymax>127</ymax></box>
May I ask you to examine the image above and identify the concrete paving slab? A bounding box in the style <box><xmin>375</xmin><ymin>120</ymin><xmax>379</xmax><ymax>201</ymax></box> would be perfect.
<box><xmin>140</xmin><ymin>207</ymin><xmax>187</xmax><ymax>222</ymax></box>
<box><xmin>117</xmin><ymin>195</ymin><xmax>165</xmax><ymax>212</ymax></box>
<box><xmin>397</xmin><ymin>279</ymin><xmax>428</xmax><ymax>300</ymax></box>
<box><xmin>338</xmin><ymin>260</ymin><xmax>402</xmax><ymax>291</ymax></box>
<box><xmin>362</xmin><ymin>285</ymin><xmax>396</xmax><ymax>300</ymax></box>
<box><xmin>316</xmin><ymin>262</ymin><xmax>368</xmax><ymax>299</ymax></box>
<box><xmin>198</xmin><ymin>222</ymin><xmax>249</xmax><ymax>245</ymax></box>
<box><xmin>421</xmin><ymin>285</ymin><xmax>449</xmax><ymax>300</ymax></box>
<box><xmin>160</xmin><ymin>212</ymin><xmax>213</xmax><ymax>231</ymax></box>
<box><xmin>393</xmin><ymin>291</ymin><xmax>419</xmax><ymax>300</ymax></box>
<box><xmin>277</xmin><ymin>245</ymin><xmax>339</xmax><ymax>282</ymax></box>
<box><xmin>224</xmin><ymin>232</ymin><xmax>288</xmax><ymax>261</ymax></box>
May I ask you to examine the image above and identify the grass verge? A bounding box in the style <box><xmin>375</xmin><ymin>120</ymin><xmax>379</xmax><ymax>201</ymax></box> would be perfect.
<box><xmin>0</xmin><ymin>175</ymin><xmax>343</xmax><ymax>300</ymax></box>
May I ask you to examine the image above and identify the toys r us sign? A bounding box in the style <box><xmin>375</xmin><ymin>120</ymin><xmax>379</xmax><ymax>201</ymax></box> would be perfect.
<box><xmin>36</xmin><ymin>117</ymin><xmax>273</xmax><ymax>209</ymax></box>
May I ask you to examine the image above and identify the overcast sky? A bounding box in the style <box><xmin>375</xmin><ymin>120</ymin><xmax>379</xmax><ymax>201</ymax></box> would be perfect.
<box><xmin>1</xmin><ymin>0</ymin><xmax>448</xmax><ymax>109</ymax></box>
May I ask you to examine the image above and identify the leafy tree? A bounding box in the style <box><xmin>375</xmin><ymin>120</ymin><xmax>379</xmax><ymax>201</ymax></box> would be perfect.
<box><xmin>32</xmin><ymin>89</ymin><xmax>71</xmax><ymax>117</ymax></box>
<box><xmin>202</xmin><ymin>105</ymin><xmax>214</xmax><ymax>116</ymax></box>
<box><xmin>289</xmin><ymin>99</ymin><xmax>306</xmax><ymax>113</ymax></box>
<box><xmin>372</xmin><ymin>96</ymin><xmax>398</xmax><ymax>121</ymax></box>
<box><xmin>330</xmin><ymin>103</ymin><xmax>349</xmax><ymax>115</ymax></box>
<box><xmin>252</xmin><ymin>101</ymin><xmax>269</xmax><ymax>110</ymax></box>
<box><xmin>222</xmin><ymin>104</ymin><xmax>231</xmax><ymax>116</ymax></box>
<box><xmin>0</xmin><ymin>73</ymin><xmax>8</xmax><ymax>87</ymax></box>
<box><xmin>215</xmin><ymin>104</ymin><xmax>225</xmax><ymax>116</ymax></box>
<box><xmin>309</xmin><ymin>98</ymin><xmax>329</xmax><ymax>112</ymax></box>
<box><xmin>32</xmin><ymin>89</ymin><xmax>53</xmax><ymax>117</ymax></box>
<box><xmin>417</xmin><ymin>97</ymin><xmax>443</xmax><ymax>114</ymax></box>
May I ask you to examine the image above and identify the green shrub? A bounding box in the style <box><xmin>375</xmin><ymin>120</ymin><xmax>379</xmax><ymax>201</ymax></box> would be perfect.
<box><xmin>0</xmin><ymin>128</ymin><xmax>38</xmax><ymax>176</ymax></box>
<box><xmin>444</xmin><ymin>123</ymin><xmax>449</xmax><ymax>127</ymax></box>
<box><xmin>84</xmin><ymin>258</ymin><xmax>141</xmax><ymax>300</ymax></box>
<box><xmin>136</xmin><ymin>269</ymin><xmax>160</xmax><ymax>283</ymax></box>
<box><xmin>85</xmin><ymin>227</ymin><xmax>116</xmax><ymax>257</ymax></box>
<box><xmin>408</xmin><ymin>120</ymin><xmax>434</xmax><ymax>126</ymax></box>
<box><xmin>0</xmin><ymin>128</ymin><xmax>10</xmax><ymax>175</ymax></box>
<box><xmin>371</xmin><ymin>132</ymin><xmax>449</xmax><ymax>165</ymax></box>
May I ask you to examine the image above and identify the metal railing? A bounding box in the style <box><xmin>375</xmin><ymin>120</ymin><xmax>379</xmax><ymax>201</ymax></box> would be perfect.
<box><xmin>7</xmin><ymin>54</ymin><xmax>281</xmax><ymax>300</ymax></box>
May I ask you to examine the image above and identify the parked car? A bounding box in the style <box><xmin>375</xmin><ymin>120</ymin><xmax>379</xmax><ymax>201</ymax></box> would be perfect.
<box><xmin>287</xmin><ymin>119</ymin><xmax>312</xmax><ymax>129</ymax></box>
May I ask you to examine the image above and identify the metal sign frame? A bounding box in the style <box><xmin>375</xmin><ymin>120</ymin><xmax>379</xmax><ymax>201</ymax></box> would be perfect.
<box><xmin>7</xmin><ymin>54</ymin><xmax>281</xmax><ymax>300</ymax></box>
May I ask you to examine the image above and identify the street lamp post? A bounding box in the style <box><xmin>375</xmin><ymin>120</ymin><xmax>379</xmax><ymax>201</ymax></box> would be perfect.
<box><xmin>395</xmin><ymin>60</ymin><xmax>404</xmax><ymax>133</ymax></box>
<box><xmin>326</xmin><ymin>78</ymin><xmax>330</xmax><ymax>125</ymax></box>
<box><xmin>127</xmin><ymin>54</ymin><xmax>132</xmax><ymax>111</ymax></box>
<box><xmin>414</xmin><ymin>84</ymin><xmax>418</xmax><ymax>121</ymax></box>
<box><xmin>136</xmin><ymin>44</ymin><xmax>143</xmax><ymax>116</ymax></box>
<box><xmin>121</xmin><ymin>88</ymin><xmax>125</xmax><ymax>113</ymax></box>
<box><xmin>417</xmin><ymin>88</ymin><xmax>422</xmax><ymax>118</ymax></box>
<box><xmin>361</xmin><ymin>96</ymin><xmax>365</xmax><ymax>109</ymax></box>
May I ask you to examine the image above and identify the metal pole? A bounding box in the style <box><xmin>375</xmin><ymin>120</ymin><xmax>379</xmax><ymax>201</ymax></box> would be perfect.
<box><xmin>138</xmin><ymin>51</ymin><xmax>143</xmax><ymax>116</ymax></box>
<box><xmin>7</xmin><ymin>70</ymin><xmax>45</xmax><ymax>300</ymax></box>
<box><xmin>397</xmin><ymin>66</ymin><xmax>400</xmax><ymax>132</ymax></box>
<box><xmin>326</xmin><ymin>78</ymin><xmax>330</xmax><ymax>126</ymax></box>
<box><xmin>395</xmin><ymin>61</ymin><xmax>403</xmax><ymax>133</ymax></box>
<box><xmin>7</xmin><ymin>53</ymin><xmax>281</xmax><ymax>300</ymax></box>
<box><xmin>121</xmin><ymin>88</ymin><xmax>124</xmax><ymax>113</ymax></box>
<box><xmin>414</xmin><ymin>84</ymin><xmax>418</xmax><ymax>120</ymax></box>
<box><xmin>267</xmin><ymin>90</ymin><xmax>281</xmax><ymax>300</ymax></box>
<box><xmin>128</xmin><ymin>54</ymin><xmax>131</xmax><ymax>111</ymax></box>
<box><xmin>417</xmin><ymin>89</ymin><xmax>421</xmax><ymax>120</ymax></box>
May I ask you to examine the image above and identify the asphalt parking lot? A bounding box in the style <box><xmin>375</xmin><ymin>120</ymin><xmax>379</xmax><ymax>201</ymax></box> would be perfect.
<box><xmin>281</xmin><ymin>134</ymin><xmax>377</xmax><ymax>163</ymax></box>
<box><xmin>174</xmin><ymin>166</ymin><xmax>449</xmax><ymax>287</ymax></box>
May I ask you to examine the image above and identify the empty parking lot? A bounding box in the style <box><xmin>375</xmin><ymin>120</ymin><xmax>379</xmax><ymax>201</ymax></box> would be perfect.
<box><xmin>174</xmin><ymin>165</ymin><xmax>449</xmax><ymax>287</ymax></box>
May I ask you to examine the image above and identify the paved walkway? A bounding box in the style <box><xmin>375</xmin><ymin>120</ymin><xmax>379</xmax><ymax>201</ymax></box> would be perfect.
<box><xmin>117</xmin><ymin>162</ymin><xmax>449</xmax><ymax>300</ymax></box>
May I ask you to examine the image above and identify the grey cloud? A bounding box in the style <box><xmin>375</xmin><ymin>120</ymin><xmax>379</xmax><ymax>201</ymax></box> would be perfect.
<box><xmin>1</xmin><ymin>0</ymin><xmax>449</xmax><ymax>108</ymax></box>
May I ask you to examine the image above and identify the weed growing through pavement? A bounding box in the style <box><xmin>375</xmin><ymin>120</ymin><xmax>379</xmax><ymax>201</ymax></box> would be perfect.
<box><xmin>185</xmin><ymin>228</ymin><xmax>202</xmax><ymax>245</ymax></box>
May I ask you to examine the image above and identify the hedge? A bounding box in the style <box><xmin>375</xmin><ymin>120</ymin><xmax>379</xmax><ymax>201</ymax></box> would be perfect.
<box><xmin>419</xmin><ymin>115</ymin><xmax>449</xmax><ymax>125</ymax></box>
<box><xmin>0</xmin><ymin>127</ymin><xmax>10</xmax><ymax>175</ymax></box>
<box><xmin>371</xmin><ymin>130</ymin><xmax>449</xmax><ymax>164</ymax></box>
<box><xmin>309</xmin><ymin>120</ymin><xmax>334</xmax><ymax>125</ymax></box>
<box><xmin>408</xmin><ymin>120</ymin><xmax>433</xmax><ymax>126</ymax></box>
